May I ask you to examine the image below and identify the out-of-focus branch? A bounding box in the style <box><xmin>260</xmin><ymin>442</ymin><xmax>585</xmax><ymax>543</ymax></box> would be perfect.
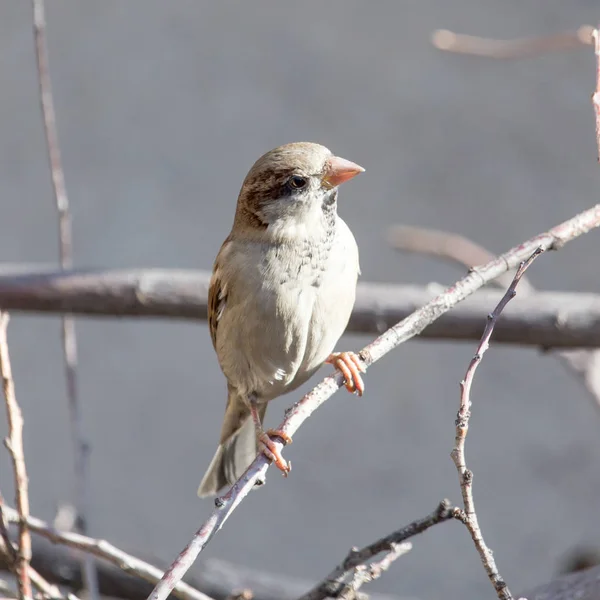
<box><xmin>591</xmin><ymin>26</ymin><xmax>600</xmax><ymax>161</ymax></box>
<box><xmin>388</xmin><ymin>224</ymin><xmax>600</xmax><ymax>407</ymax></box>
<box><xmin>2</xmin><ymin>497</ymin><xmax>598</xmax><ymax>600</ymax></box>
<box><xmin>146</xmin><ymin>204</ymin><xmax>600</xmax><ymax>600</ymax></box>
<box><xmin>521</xmin><ymin>562</ymin><xmax>600</xmax><ymax>600</ymax></box>
<box><xmin>1</xmin><ymin>506</ymin><xmax>213</xmax><ymax>600</ymax></box>
<box><xmin>0</xmin><ymin>314</ymin><xmax>32</xmax><ymax>600</ymax></box>
<box><xmin>0</xmin><ymin>577</ymin><xmax>16</xmax><ymax>599</ymax></box>
<box><xmin>31</xmin><ymin>2</ymin><xmax>97</xmax><ymax>599</ymax></box>
<box><xmin>298</xmin><ymin>500</ymin><xmax>455</xmax><ymax>600</ymax></box>
<box><xmin>2</xmin><ymin>267</ymin><xmax>600</xmax><ymax>348</ymax></box>
<box><xmin>452</xmin><ymin>249</ymin><xmax>542</xmax><ymax>600</ymax></box>
<box><xmin>0</xmin><ymin>533</ymin><xmax>69</xmax><ymax>600</ymax></box>
<box><xmin>0</xmin><ymin>535</ymin><xmax>405</xmax><ymax>600</ymax></box>
<box><xmin>432</xmin><ymin>26</ymin><xmax>593</xmax><ymax>59</ymax></box>
<box><xmin>387</xmin><ymin>225</ymin><xmax>520</xmax><ymax>289</ymax></box>
<box><xmin>0</xmin><ymin>498</ymin><xmax>73</xmax><ymax>600</ymax></box>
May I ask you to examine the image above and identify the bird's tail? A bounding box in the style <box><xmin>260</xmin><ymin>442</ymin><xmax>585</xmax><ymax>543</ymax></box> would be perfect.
<box><xmin>197</xmin><ymin>397</ymin><xmax>266</xmax><ymax>497</ymax></box>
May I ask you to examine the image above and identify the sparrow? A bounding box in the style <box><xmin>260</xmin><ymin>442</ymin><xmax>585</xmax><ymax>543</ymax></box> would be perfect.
<box><xmin>197</xmin><ymin>142</ymin><xmax>365</xmax><ymax>497</ymax></box>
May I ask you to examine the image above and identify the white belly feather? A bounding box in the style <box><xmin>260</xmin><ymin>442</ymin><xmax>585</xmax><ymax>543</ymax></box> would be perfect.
<box><xmin>214</xmin><ymin>218</ymin><xmax>358</xmax><ymax>402</ymax></box>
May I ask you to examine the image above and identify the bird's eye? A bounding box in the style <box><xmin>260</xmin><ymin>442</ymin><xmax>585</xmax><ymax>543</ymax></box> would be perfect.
<box><xmin>288</xmin><ymin>175</ymin><xmax>308</xmax><ymax>190</ymax></box>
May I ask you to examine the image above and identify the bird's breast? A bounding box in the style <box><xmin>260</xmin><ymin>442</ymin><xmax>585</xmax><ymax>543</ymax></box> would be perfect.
<box><xmin>216</xmin><ymin>223</ymin><xmax>357</xmax><ymax>400</ymax></box>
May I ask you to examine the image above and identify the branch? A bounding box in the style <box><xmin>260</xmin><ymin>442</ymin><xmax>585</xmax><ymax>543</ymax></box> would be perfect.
<box><xmin>298</xmin><ymin>500</ymin><xmax>455</xmax><ymax>600</ymax></box>
<box><xmin>0</xmin><ymin>314</ymin><xmax>32</xmax><ymax>600</ymax></box>
<box><xmin>388</xmin><ymin>224</ymin><xmax>600</xmax><ymax>407</ymax></box>
<box><xmin>0</xmin><ymin>518</ymin><xmax>406</xmax><ymax>600</ymax></box>
<box><xmin>337</xmin><ymin>543</ymin><xmax>411</xmax><ymax>600</ymax></box>
<box><xmin>451</xmin><ymin>248</ymin><xmax>543</xmax><ymax>600</ymax></box>
<box><xmin>1</xmin><ymin>267</ymin><xmax>600</xmax><ymax>348</ymax></box>
<box><xmin>146</xmin><ymin>204</ymin><xmax>600</xmax><ymax>600</ymax></box>
<box><xmin>431</xmin><ymin>26</ymin><xmax>593</xmax><ymax>59</ymax></box>
<box><xmin>387</xmin><ymin>225</ymin><xmax>521</xmax><ymax>289</ymax></box>
<box><xmin>1</xmin><ymin>506</ymin><xmax>213</xmax><ymax>600</ymax></box>
<box><xmin>0</xmin><ymin>499</ymin><xmax>77</xmax><ymax>600</ymax></box>
<box><xmin>31</xmin><ymin>3</ymin><xmax>97</xmax><ymax>599</ymax></box>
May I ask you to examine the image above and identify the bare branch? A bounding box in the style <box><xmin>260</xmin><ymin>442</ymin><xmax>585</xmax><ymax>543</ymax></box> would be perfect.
<box><xmin>451</xmin><ymin>248</ymin><xmax>543</xmax><ymax>600</ymax></box>
<box><xmin>0</xmin><ymin>498</ymin><xmax>75</xmax><ymax>600</ymax></box>
<box><xmin>431</xmin><ymin>26</ymin><xmax>593</xmax><ymax>59</ymax></box>
<box><xmin>1</xmin><ymin>506</ymin><xmax>214</xmax><ymax>600</ymax></box>
<box><xmin>0</xmin><ymin>538</ymin><xmax>404</xmax><ymax>600</ymax></box>
<box><xmin>298</xmin><ymin>500</ymin><xmax>454</xmax><ymax>600</ymax></box>
<box><xmin>388</xmin><ymin>224</ymin><xmax>600</xmax><ymax>408</ymax></box>
<box><xmin>1</xmin><ymin>267</ymin><xmax>600</xmax><ymax>349</ymax></box>
<box><xmin>337</xmin><ymin>543</ymin><xmax>412</xmax><ymax>600</ymax></box>
<box><xmin>0</xmin><ymin>533</ymin><xmax>68</xmax><ymax>600</ymax></box>
<box><xmin>0</xmin><ymin>314</ymin><xmax>32</xmax><ymax>600</ymax></box>
<box><xmin>31</xmin><ymin>2</ymin><xmax>97</xmax><ymax>598</ymax></box>
<box><xmin>387</xmin><ymin>225</ymin><xmax>521</xmax><ymax>289</ymax></box>
<box><xmin>145</xmin><ymin>204</ymin><xmax>600</xmax><ymax>600</ymax></box>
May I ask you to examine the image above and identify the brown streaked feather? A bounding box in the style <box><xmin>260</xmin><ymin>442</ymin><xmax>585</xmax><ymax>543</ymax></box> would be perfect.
<box><xmin>207</xmin><ymin>243</ymin><xmax>230</xmax><ymax>349</ymax></box>
<box><xmin>232</xmin><ymin>142</ymin><xmax>331</xmax><ymax>232</ymax></box>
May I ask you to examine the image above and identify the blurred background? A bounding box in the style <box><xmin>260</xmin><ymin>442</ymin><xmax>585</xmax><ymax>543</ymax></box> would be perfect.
<box><xmin>1</xmin><ymin>2</ymin><xmax>600</xmax><ymax>599</ymax></box>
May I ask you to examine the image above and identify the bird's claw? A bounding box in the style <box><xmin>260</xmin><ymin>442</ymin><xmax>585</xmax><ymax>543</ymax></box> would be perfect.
<box><xmin>326</xmin><ymin>351</ymin><xmax>366</xmax><ymax>396</ymax></box>
<box><xmin>258</xmin><ymin>429</ymin><xmax>292</xmax><ymax>476</ymax></box>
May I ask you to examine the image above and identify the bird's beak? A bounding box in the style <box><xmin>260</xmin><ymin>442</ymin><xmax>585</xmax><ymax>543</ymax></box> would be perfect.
<box><xmin>322</xmin><ymin>156</ymin><xmax>365</xmax><ymax>188</ymax></box>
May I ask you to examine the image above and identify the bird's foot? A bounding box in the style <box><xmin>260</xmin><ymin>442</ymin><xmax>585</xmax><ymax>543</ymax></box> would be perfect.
<box><xmin>258</xmin><ymin>429</ymin><xmax>292</xmax><ymax>476</ymax></box>
<box><xmin>326</xmin><ymin>351</ymin><xmax>366</xmax><ymax>396</ymax></box>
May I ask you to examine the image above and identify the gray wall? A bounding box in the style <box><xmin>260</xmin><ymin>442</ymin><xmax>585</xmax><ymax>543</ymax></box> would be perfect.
<box><xmin>1</xmin><ymin>2</ymin><xmax>599</xmax><ymax>599</ymax></box>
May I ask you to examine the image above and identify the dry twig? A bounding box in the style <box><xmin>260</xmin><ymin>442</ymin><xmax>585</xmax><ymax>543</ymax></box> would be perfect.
<box><xmin>1</xmin><ymin>506</ymin><xmax>214</xmax><ymax>600</ymax></box>
<box><xmin>31</xmin><ymin>2</ymin><xmax>97</xmax><ymax>598</ymax></box>
<box><xmin>0</xmin><ymin>499</ymin><xmax>73</xmax><ymax>600</ymax></box>
<box><xmin>337</xmin><ymin>543</ymin><xmax>411</xmax><ymax>600</ymax></box>
<box><xmin>298</xmin><ymin>500</ymin><xmax>454</xmax><ymax>600</ymax></box>
<box><xmin>0</xmin><ymin>540</ymin><xmax>403</xmax><ymax>600</ymax></box>
<box><xmin>0</xmin><ymin>535</ymin><xmax>67</xmax><ymax>600</ymax></box>
<box><xmin>432</xmin><ymin>26</ymin><xmax>593</xmax><ymax>59</ymax></box>
<box><xmin>388</xmin><ymin>224</ymin><xmax>600</xmax><ymax>407</ymax></box>
<box><xmin>146</xmin><ymin>204</ymin><xmax>600</xmax><ymax>600</ymax></box>
<box><xmin>0</xmin><ymin>314</ymin><xmax>32</xmax><ymax>600</ymax></box>
<box><xmin>451</xmin><ymin>248</ymin><xmax>543</xmax><ymax>600</ymax></box>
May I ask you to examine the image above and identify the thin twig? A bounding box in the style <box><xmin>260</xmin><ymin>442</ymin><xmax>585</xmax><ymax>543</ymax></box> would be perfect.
<box><xmin>0</xmin><ymin>535</ymin><xmax>67</xmax><ymax>600</ymax></box>
<box><xmin>432</xmin><ymin>26</ymin><xmax>593</xmax><ymax>59</ymax></box>
<box><xmin>1</xmin><ymin>506</ymin><xmax>214</xmax><ymax>600</ymax></box>
<box><xmin>451</xmin><ymin>248</ymin><xmax>543</xmax><ymax>600</ymax></box>
<box><xmin>1</xmin><ymin>540</ymin><xmax>404</xmax><ymax>600</ymax></box>
<box><xmin>31</xmin><ymin>3</ymin><xmax>97</xmax><ymax>599</ymax></box>
<box><xmin>0</xmin><ymin>498</ymin><xmax>71</xmax><ymax>600</ymax></box>
<box><xmin>0</xmin><ymin>314</ymin><xmax>32</xmax><ymax>600</ymax></box>
<box><xmin>388</xmin><ymin>224</ymin><xmax>600</xmax><ymax>410</ymax></box>
<box><xmin>146</xmin><ymin>204</ymin><xmax>600</xmax><ymax>600</ymax></box>
<box><xmin>298</xmin><ymin>500</ymin><xmax>454</xmax><ymax>600</ymax></box>
<box><xmin>337</xmin><ymin>543</ymin><xmax>412</xmax><ymax>600</ymax></box>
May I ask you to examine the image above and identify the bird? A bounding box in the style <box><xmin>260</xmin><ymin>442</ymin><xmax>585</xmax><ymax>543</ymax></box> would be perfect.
<box><xmin>197</xmin><ymin>142</ymin><xmax>366</xmax><ymax>497</ymax></box>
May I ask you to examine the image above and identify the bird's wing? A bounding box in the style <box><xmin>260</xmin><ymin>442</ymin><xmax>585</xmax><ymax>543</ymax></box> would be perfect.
<box><xmin>207</xmin><ymin>242</ymin><xmax>231</xmax><ymax>350</ymax></box>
